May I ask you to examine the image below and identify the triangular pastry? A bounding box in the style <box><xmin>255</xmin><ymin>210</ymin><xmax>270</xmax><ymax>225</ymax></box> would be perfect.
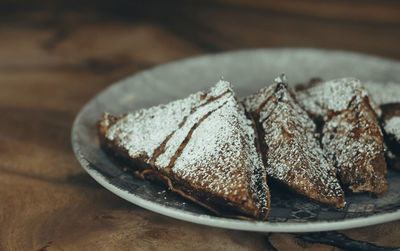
<box><xmin>97</xmin><ymin>81</ymin><xmax>271</xmax><ymax>219</ymax></box>
<box><xmin>363</xmin><ymin>81</ymin><xmax>400</xmax><ymax>171</ymax></box>
<box><xmin>296</xmin><ymin>78</ymin><xmax>388</xmax><ymax>195</ymax></box>
<box><xmin>243</xmin><ymin>77</ymin><xmax>345</xmax><ymax>208</ymax></box>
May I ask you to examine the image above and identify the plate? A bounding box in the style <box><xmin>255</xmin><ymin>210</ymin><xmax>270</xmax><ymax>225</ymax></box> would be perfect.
<box><xmin>72</xmin><ymin>48</ymin><xmax>400</xmax><ymax>232</ymax></box>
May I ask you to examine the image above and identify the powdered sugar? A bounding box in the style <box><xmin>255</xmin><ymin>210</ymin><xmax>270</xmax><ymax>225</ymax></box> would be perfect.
<box><xmin>173</xmin><ymin>94</ymin><xmax>264</xmax><ymax>203</ymax></box>
<box><xmin>385</xmin><ymin>116</ymin><xmax>400</xmax><ymax>141</ymax></box>
<box><xmin>105</xmin><ymin>91</ymin><xmax>203</xmax><ymax>159</ymax></box>
<box><xmin>243</xmin><ymin>82</ymin><xmax>344</xmax><ymax>207</ymax></box>
<box><xmin>274</xmin><ymin>74</ymin><xmax>287</xmax><ymax>84</ymax></box>
<box><xmin>321</xmin><ymin>107</ymin><xmax>386</xmax><ymax>193</ymax></box>
<box><xmin>155</xmin><ymin>83</ymin><xmax>232</xmax><ymax>168</ymax></box>
<box><xmin>102</xmin><ymin>80</ymin><xmax>269</xmax><ymax>217</ymax></box>
<box><xmin>297</xmin><ymin>78</ymin><xmax>387</xmax><ymax>195</ymax></box>
<box><xmin>296</xmin><ymin>78</ymin><xmax>369</xmax><ymax>117</ymax></box>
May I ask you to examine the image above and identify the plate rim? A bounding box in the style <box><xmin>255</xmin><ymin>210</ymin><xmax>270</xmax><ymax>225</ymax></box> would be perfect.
<box><xmin>71</xmin><ymin>47</ymin><xmax>400</xmax><ymax>233</ymax></box>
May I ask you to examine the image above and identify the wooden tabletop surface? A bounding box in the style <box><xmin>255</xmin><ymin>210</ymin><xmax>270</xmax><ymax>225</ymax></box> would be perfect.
<box><xmin>1</xmin><ymin>1</ymin><xmax>400</xmax><ymax>250</ymax></box>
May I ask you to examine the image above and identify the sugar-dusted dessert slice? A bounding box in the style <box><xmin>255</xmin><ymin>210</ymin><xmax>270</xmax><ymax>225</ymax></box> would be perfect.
<box><xmin>296</xmin><ymin>78</ymin><xmax>388</xmax><ymax>195</ymax></box>
<box><xmin>243</xmin><ymin>77</ymin><xmax>345</xmax><ymax>208</ymax></box>
<box><xmin>363</xmin><ymin>81</ymin><xmax>400</xmax><ymax>170</ymax></box>
<box><xmin>97</xmin><ymin>80</ymin><xmax>270</xmax><ymax>220</ymax></box>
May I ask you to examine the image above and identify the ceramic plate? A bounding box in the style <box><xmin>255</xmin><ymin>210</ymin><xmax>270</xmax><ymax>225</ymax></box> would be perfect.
<box><xmin>72</xmin><ymin>48</ymin><xmax>400</xmax><ymax>232</ymax></box>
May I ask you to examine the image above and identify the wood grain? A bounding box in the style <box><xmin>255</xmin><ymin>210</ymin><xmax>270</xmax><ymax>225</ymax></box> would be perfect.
<box><xmin>1</xmin><ymin>2</ymin><xmax>400</xmax><ymax>250</ymax></box>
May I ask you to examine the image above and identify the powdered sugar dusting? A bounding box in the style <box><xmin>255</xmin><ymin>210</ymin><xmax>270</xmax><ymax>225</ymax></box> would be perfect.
<box><xmin>171</xmin><ymin>82</ymin><xmax>269</xmax><ymax>214</ymax></box>
<box><xmin>296</xmin><ymin>78</ymin><xmax>369</xmax><ymax>117</ymax></box>
<box><xmin>321</xmin><ymin>105</ymin><xmax>386</xmax><ymax>194</ymax></box>
<box><xmin>385</xmin><ymin>116</ymin><xmax>400</xmax><ymax>141</ymax></box>
<box><xmin>274</xmin><ymin>74</ymin><xmax>287</xmax><ymax>84</ymax></box>
<box><xmin>242</xmin><ymin>85</ymin><xmax>271</xmax><ymax>113</ymax></box>
<box><xmin>173</xmin><ymin>93</ymin><xmax>267</xmax><ymax>206</ymax></box>
<box><xmin>106</xmin><ymin>91</ymin><xmax>203</xmax><ymax>159</ymax></box>
<box><xmin>297</xmin><ymin>78</ymin><xmax>387</xmax><ymax>195</ymax></box>
<box><xmin>103</xmin><ymin>80</ymin><xmax>269</xmax><ymax>217</ymax></box>
<box><xmin>156</xmin><ymin>81</ymin><xmax>232</xmax><ymax>168</ymax></box>
<box><xmin>244</xmin><ymin>82</ymin><xmax>344</xmax><ymax>207</ymax></box>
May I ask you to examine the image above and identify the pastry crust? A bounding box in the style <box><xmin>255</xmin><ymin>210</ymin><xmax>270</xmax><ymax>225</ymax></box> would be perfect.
<box><xmin>296</xmin><ymin>78</ymin><xmax>388</xmax><ymax>195</ymax></box>
<box><xmin>97</xmin><ymin>81</ymin><xmax>271</xmax><ymax>220</ymax></box>
<box><xmin>243</xmin><ymin>79</ymin><xmax>345</xmax><ymax>208</ymax></box>
<box><xmin>362</xmin><ymin>81</ymin><xmax>400</xmax><ymax>171</ymax></box>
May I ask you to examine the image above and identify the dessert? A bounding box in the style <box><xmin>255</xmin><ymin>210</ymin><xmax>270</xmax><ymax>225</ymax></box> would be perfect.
<box><xmin>97</xmin><ymin>80</ymin><xmax>271</xmax><ymax>220</ymax></box>
<box><xmin>363</xmin><ymin>81</ymin><xmax>400</xmax><ymax>170</ymax></box>
<box><xmin>296</xmin><ymin>78</ymin><xmax>388</xmax><ymax>195</ymax></box>
<box><xmin>97</xmin><ymin>75</ymin><xmax>397</xmax><ymax>220</ymax></box>
<box><xmin>243</xmin><ymin>76</ymin><xmax>345</xmax><ymax>208</ymax></box>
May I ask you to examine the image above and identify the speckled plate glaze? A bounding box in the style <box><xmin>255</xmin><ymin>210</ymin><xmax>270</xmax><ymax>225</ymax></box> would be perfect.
<box><xmin>72</xmin><ymin>48</ymin><xmax>400</xmax><ymax>232</ymax></box>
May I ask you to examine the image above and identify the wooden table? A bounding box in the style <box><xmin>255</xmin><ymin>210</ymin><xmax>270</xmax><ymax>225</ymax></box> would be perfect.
<box><xmin>1</xmin><ymin>1</ymin><xmax>400</xmax><ymax>250</ymax></box>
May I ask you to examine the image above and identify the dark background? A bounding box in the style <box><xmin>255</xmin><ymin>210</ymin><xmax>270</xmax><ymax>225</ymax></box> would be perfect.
<box><xmin>3</xmin><ymin>1</ymin><xmax>400</xmax><ymax>54</ymax></box>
